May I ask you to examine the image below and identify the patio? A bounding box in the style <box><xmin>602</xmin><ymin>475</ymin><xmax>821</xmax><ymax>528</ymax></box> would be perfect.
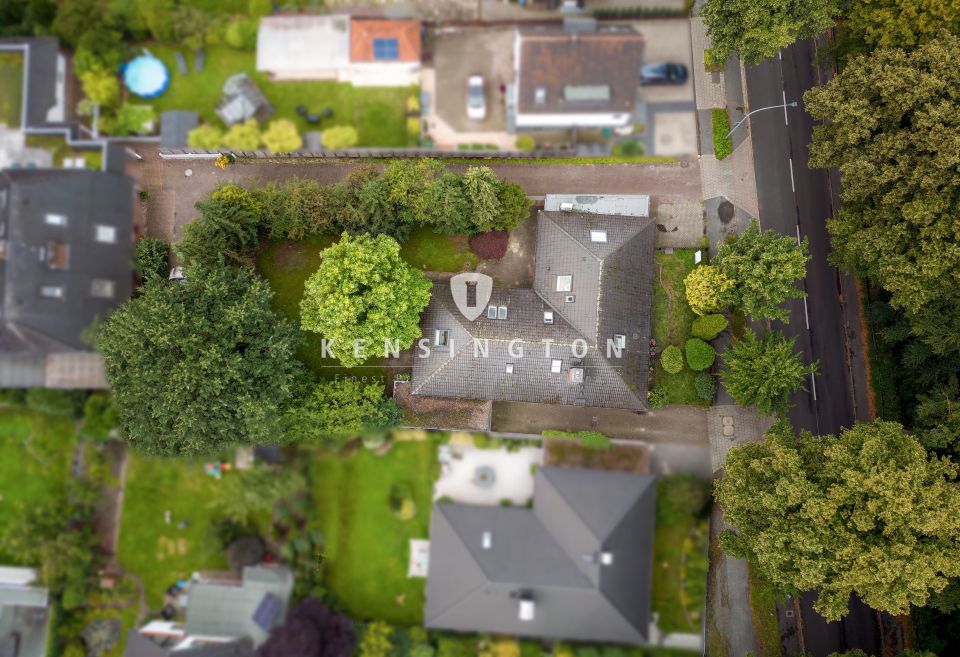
<box><xmin>433</xmin><ymin>442</ymin><xmax>542</xmax><ymax>506</ymax></box>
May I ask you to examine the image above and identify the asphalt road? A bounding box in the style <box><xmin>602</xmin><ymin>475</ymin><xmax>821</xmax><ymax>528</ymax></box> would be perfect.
<box><xmin>744</xmin><ymin>40</ymin><xmax>882</xmax><ymax>657</ymax></box>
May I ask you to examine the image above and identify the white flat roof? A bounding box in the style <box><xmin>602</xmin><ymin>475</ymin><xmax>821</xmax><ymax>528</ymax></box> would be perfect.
<box><xmin>544</xmin><ymin>193</ymin><xmax>650</xmax><ymax>218</ymax></box>
<box><xmin>256</xmin><ymin>15</ymin><xmax>350</xmax><ymax>73</ymax></box>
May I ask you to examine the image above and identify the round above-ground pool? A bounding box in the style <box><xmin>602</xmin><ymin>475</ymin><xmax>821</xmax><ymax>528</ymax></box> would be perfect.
<box><xmin>123</xmin><ymin>55</ymin><xmax>169</xmax><ymax>98</ymax></box>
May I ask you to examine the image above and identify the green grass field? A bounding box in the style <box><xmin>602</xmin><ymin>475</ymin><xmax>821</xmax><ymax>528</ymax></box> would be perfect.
<box><xmin>0</xmin><ymin>52</ymin><xmax>23</xmax><ymax>127</ymax></box>
<box><xmin>0</xmin><ymin>410</ymin><xmax>76</xmax><ymax>563</ymax></box>
<box><xmin>309</xmin><ymin>440</ymin><xmax>438</xmax><ymax>625</ymax></box>
<box><xmin>117</xmin><ymin>454</ymin><xmax>230</xmax><ymax>609</ymax></box>
<box><xmin>138</xmin><ymin>45</ymin><xmax>415</xmax><ymax>147</ymax></box>
<box><xmin>399</xmin><ymin>227</ymin><xmax>479</xmax><ymax>272</ymax></box>
<box><xmin>651</xmin><ymin>249</ymin><xmax>709</xmax><ymax>406</ymax></box>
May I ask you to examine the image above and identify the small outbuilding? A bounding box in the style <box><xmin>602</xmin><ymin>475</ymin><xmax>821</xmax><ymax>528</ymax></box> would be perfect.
<box><xmin>216</xmin><ymin>73</ymin><xmax>273</xmax><ymax>126</ymax></box>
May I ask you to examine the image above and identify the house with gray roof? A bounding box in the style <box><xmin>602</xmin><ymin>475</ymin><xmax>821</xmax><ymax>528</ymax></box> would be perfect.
<box><xmin>0</xmin><ymin>169</ymin><xmax>133</xmax><ymax>388</ymax></box>
<box><xmin>425</xmin><ymin>467</ymin><xmax>657</xmax><ymax>644</ymax></box>
<box><xmin>0</xmin><ymin>567</ymin><xmax>50</xmax><ymax>657</ymax></box>
<box><xmin>411</xmin><ymin>208</ymin><xmax>655</xmax><ymax>411</ymax></box>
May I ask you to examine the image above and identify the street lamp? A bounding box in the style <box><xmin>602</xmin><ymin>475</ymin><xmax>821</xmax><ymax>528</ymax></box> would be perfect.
<box><xmin>725</xmin><ymin>101</ymin><xmax>799</xmax><ymax>139</ymax></box>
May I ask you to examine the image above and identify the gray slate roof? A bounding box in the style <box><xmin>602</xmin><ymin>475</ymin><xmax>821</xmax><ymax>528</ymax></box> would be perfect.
<box><xmin>412</xmin><ymin>210</ymin><xmax>654</xmax><ymax>411</ymax></box>
<box><xmin>0</xmin><ymin>169</ymin><xmax>133</xmax><ymax>386</ymax></box>
<box><xmin>123</xmin><ymin>632</ymin><xmax>254</xmax><ymax>657</ymax></box>
<box><xmin>425</xmin><ymin>467</ymin><xmax>657</xmax><ymax>644</ymax></box>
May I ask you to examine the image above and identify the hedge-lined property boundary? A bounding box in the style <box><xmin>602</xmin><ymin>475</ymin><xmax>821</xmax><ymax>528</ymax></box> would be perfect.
<box><xmin>711</xmin><ymin>109</ymin><xmax>733</xmax><ymax>160</ymax></box>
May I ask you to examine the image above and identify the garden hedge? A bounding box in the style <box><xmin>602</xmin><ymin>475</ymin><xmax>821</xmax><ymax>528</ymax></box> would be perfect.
<box><xmin>661</xmin><ymin>345</ymin><xmax>684</xmax><ymax>374</ymax></box>
<box><xmin>685</xmin><ymin>338</ymin><xmax>717</xmax><ymax>371</ymax></box>
<box><xmin>694</xmin><ymin>372</ymin><xmax>717</xmax><ymax>401</ymax></box>
<box><xmin>712</xmin><ymin>108</ymin><xmax>733</xmax><ymax>160</ymax></box>
<box><xmin>692</xmin><ymin>313</ymin><xmax>728</xmax><ymax>340</ymax></box>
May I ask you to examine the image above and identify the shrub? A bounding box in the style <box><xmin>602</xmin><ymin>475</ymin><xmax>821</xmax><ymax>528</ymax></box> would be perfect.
<box><xmin>406</xmin><ymin>117</ymin><xmax>421</xmax><ymax>140</ymax></box>
<box><xmin>110</xmin><ymin>103</ymin><xmax>156</xmax><ymax>136</ymax></box>
<box><xmin>388</xmin><ymin>483</ymin><xmax>416</xmax><ymax>520</ymax></box>
<box><xmin>223</xmin><ymin>118</ymin><xmax>261</xmax><ymax>150</ymax></box>
<box><xmin>692</xmin><ymin>313</ymin><xmax>729</xmax><ymax>340</ymax></box>
<box><xmin>227</xmin><ymin>535</ymin><xmax>265</xmax><ymax>571</ymax></box>
<box><xmin>406</xmin><ymin>95</ymin><xmax>421</xmax><ymax>113</ymax></box>
<box><xmin>322</xmin><ymin>125</ymin><xmax>359</xmax><ymax>150</ymax></box>
<box><xmin>248</xmin><ymin>0</ymin><xmax>272</xmax><ymax>18</ymax></box>
<box><xmin>647</xmin><ymin>387</ymin><xmax>668</xmax><ymax>409</ymax></box>
<box><xmin>473</xmin><ymin>434</ymin><xmax>502</xmax><ymax>449</ymax></box>
<box><xmin>515</xmin><ymin>135</ymin><xmax>536</xmax><ymax>152</ymax></box>
<box><xmin>134</xmin><ymin>237</ymin><xmax>169</xmax><ymax>281</ymax></box>
<box><xmin>25</xmin><ymin>389</ymin><xmax>86</xmax><ymax>417</ymax></box>
<box><xmin>661</xmin><ymin>345</ymin><xmax>684</xmax><ymax>374</ymax></box>
<box><xmin>694</xmin><ymin>372</ymin><xmax>717</xmax><ymax>401</ymax></box>
<box><xmin>685</xmin><ymin>338</ymin><xmax>716</xmax><ymax>371</ymax></box>
<box><xmin>469</xmin><ymin>231</ymin><xmax>509</xmax><ymax>259</ymax></box>
<box><xmin>684</xmin><ymin>265</ymin><xmax>734</xmax><ymax>315</ymax></box>
<box><xmin>225</xmin><ymin>17</ymin><xmax>258</xmax><ymax>49</ymax></box>
<box><xmin>657</xmin><ymin>474</ymin><xmax>712</xmax><ymax>524</ymax></box>
<box><xmin>262</xmin><ymin>119</ymin><xmax>302</xmax><ymax>153</ymax></box>
<box><xmin>614</xmin><ymin>139</ymin><xmax>644</xmax><ymax>157</ymax></box>
<box><xmin>578</xmin><ymin>431</ymin><xmax>612</xmax><ymax>451</ymax></box>
<box><xmin>81</xmin><ymin>393</ymin><xmax>118</xmax><ymax>442</ymax></box>
<box><xmin>712</xmin><ymin>108</ymin><xmax>733</xmax><ymax>160</ymax></box>
<box><xmin>437</xmin><ymin>637</ymin><xmax>476</xmax><ymax>657</ymax></box>
<box><xmin>188</xmin><ymin>124</ymin><xmax>224</xmax><ymax>150</ymax></box>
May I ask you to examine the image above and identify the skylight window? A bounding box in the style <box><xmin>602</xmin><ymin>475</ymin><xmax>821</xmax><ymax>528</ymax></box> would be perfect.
<box><xmin>543</xmin><ymin>310</ymin><xmax>554</xmax><ymax>324</ymax></box>
<box><xmin>487</xmin><ymin>305</ymin><xmax>498</xmax><ymax>319</ymax></box>
<box><xmin>535</xmin><ymin>86</ymin><xmax>546</xmax><ymax>104</ymax></box>
<box><xmin>590</xmin><ymin>230</ymin><xmax>607</xmax><ymax>243</ymax></box>
<box><xmin>506</xmin><ymin>363</ymin><xmax>514</xmax><ymax>374</ymax></box>
<box><xmin>551</xmin><ymin>359</ymin><xmax>562</xmax><ymax>373</ymax></box>
<box><xmin>497</xmin><ymin>306</ymin><xmax>507</xmax><ymax>320</ymax></box>
<box><xmin>90</xmin><ymin>279</ymin><xmax>115</xmax><ymax>299</ymax></box>
<box><xmin>614</xmin><ymin>334</ymin><xmax>626</xmax><ymax>349</ymax></box>
<box><xmin>435</xmin><ymin>330</ymin><xmax>449</xmax><ymax>347</ymax></box>
<box><xmin>40</xmin><ymin>285</ymin><xmax>64</xmax><ymax>299</ymax></box>
<box><xmin>556</xmin><ymin>275</ymin><xmax>572</xmax><ymax>292</ymax></box>
<box><xmin>95</xmin><ymin>225</ymin><xmax>116</xmax><ymax>243</ymax></box>
<box><xmin>373</xmin><ymin>38</ymin><xmax>399</xmax><ymax>60</ymax></box>
<box><xmin>45</xmin><ymin>213</ymin><xmax>67</xmax><ymax>226</ymax></box>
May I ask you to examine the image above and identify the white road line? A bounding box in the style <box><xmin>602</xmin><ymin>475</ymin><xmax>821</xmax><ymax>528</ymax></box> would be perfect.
<box><xmin>788</xmin><ymin>158</ymin><xmax>795</xmax><ymax>193</ymax></box>
<box><xmin>782</xmin><ymin>89</ymin><xmax>789</xmax><ymax>125</ymax></box>
<box><xmin>778</xmin><ymin>51</ymin><xmax>782</xmax><ymax>60</ymax></box>
<box><xmin>803</xmin><ymin>296</ymin><xmax>810</xmax><ymax>330</ymax></box>
<box><xmin>810</xmin><ymin>373</ymin><xmax>817</xmax><ymax>401</ymax></box>
<box><xmin>795</xmin><ymin>224</ymin><xmax>801</xmax><ymax>245</ymax></box>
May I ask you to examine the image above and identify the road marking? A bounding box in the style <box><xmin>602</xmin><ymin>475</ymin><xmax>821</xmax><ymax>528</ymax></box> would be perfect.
<box><xmin>795</xmin><ymin>224</ymin><xmax>801</xmax><ymax>245</ymax></box>
<box><xmin>810</xmin><ymin>373</ymin><xmax>817</xmax><ymax>401</ymax></box>
<box><xmin>782</xmin><ymin>90</ymin><xmax>789</xmax><ymax>125</ymax></box>
<box><xmin>788</xmin><ymin>158</ymin><xmax>795</xmax><ymax>193</ymax></box>
<box><xmin>803</xmin><ymin>296</ymin><xmax>810</xmax><ymax>330</ymax></box>
<box><xmin>778</xmin><ymin>51</ymin><xmax>782</xmax><ymax>60</ymax></box>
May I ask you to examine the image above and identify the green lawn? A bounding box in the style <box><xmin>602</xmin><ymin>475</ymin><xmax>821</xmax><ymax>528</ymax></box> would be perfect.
<box><xmin>137</xmin><ymin>45</ymin><xmax>415</xmax><ymax>147</ymax></box>
<box><xmin>117</xmin><ymin>454</ymin><xmax>231</xmax><ymax>609</ymax></box>
<box><xmin>651</xmin><ymin>249</ymin><xmax>708</xmax><ymax>406</ymax></box>
<box><xmin>308</xmin><ymin>440</ymin><xmax>438</xmax><ymax>625</ymax></box>
<box><xmin>0</xmin><ymin>52</ymin><xmax>23</xmax><ymax>127</ymax></box>
<box><xmin>399</xmin><ymin>227</ymin><xmax>479</xmax><ymax>272</ymax></box>
<box><xmin>0</xmin><ymin>410</ymin><xmax>76</xmax><ymax>563</ymax></box>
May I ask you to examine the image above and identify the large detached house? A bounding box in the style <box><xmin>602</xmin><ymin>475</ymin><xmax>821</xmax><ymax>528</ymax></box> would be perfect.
<box><xmin>425</xmin><ymin>467</ymin><xmax>657</xmax><ymax>644</ymax></box>
<box><xmin>513</xmin><ymin>23</ymin><xmax>644</xmax><ymax>129</ymax></box>
<box><xmin>0</xmin><ymin>169</ymin><xmax>133</xmax><ymax>388</ymax></box>
<box><xmin>411</xmin><ymin>204</ymin><xmax>655</xmax><ymax>412</ymax></box>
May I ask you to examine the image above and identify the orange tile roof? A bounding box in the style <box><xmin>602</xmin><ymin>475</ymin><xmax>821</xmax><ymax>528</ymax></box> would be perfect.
<box><xmin>350</xmin><ymin>19</ymin><xmax>421</xmax><ymax>63</ymax></box>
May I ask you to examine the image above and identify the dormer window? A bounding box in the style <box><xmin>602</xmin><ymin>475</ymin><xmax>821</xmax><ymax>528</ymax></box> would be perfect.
<box><xmin>614</xmin><ymin>334</ymin><xmax>626</xmax><ymax>349</ymax></box>
<box><xmin>497</xmin><ymin>306</ymin><xmax>507</xmax><ymax>320</ymax></box>
<box><xmin>487</xmin><ymin>305</ymin><xmax>497</xmax><ymax>319</ymax></box>
<box><xmin>556</xmin><ymin>275</ymin><xmax>572</xmax><ymax>292</ymax></box>
<box><xmin>435</xmin><ymin>330</ymin><xmax>449</xmax><ymax>347</ymax></box>
<box><xmin>95</xmin><ymin>225</ymin><xmax>116</xmax><ymax>243</ymax></box>
<box><xmin>45</xmin><ymin>213</ymin><xmax>67</xmax><ymax>226</ymax></box>
<box><xmin>590</xmin><ymin>230</ymin><xmax>607</xmax><ymax>243</ymax></box>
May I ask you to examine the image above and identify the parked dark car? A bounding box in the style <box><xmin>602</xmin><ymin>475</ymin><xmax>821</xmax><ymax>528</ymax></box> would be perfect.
<box><xmin>640</xmin><ymin>63</ymin><xmax>689</xmax><ymax>86</ymax></box>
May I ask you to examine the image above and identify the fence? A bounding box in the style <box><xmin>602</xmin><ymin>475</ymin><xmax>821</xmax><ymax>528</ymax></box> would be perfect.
<box><xmin>158</xmin><ymin>147</ymin><xmax>575</xmax><ymax>161</ymax></box>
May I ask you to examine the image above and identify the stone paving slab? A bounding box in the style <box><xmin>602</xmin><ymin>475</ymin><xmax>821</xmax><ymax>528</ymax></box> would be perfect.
<box><xmin>690</xmin><ymin>18</ymin><xmax>725</xmax><ymax>110</ymax></box>
<box><xmin>654</xmin><ymin>198</ymin><xmax>705</xmax><ymax>248</ymax></box>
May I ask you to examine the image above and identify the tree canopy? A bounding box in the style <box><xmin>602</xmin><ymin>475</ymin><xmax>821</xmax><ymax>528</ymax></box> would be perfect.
<box><xmin>700</xmin><ymin>0</ymin><xmax>838</xmax><ymax>63</ymax></box>
<box><xmin>714</xmin><ymin>222</ymin><xmax>809</xmax><ymax>322</ymax></box>
<box><xmin>300</xmin><ymin>233</ymin><xmax>432</xmax><ymax>367</ymax></box>
<box><xmin>842</xmin><ymin>0</ymin><xmax>960</xmax><ymax>51</ymax></box>
<box><xmin>719</xmin><ymin>329</ymin><xmax>817</xmax><ymax>414</ymax></box>
<box><xmin>805</xmin><ymin>34</ymin><xmax>960</xmax><ymax>354</ymax></box>
<box><xmin>684</xmin><ymin>265</ymin><xmax>734</xmax><ymax>315</ymax></box>
<box><xmin>97</xmin><ymin>263</ymin><xmax>304</xmax><ymax>455</ymax></box>
<box><xmin>258</xmin><ymin>597</ymin><xmax>356</xmax><ymax>657</ymax></box>
<box><xmin>286</xmin><ymin>380</ymin><xmax>400</xmax><ymax>443</ymax></box>
<box><xmin>717</xmin><ymin>420</ymin><xmax>960</xmax><ymax>620</ymax></box>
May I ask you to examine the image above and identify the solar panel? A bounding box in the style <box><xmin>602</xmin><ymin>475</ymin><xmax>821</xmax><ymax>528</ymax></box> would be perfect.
<box><xmin>252</xmin><ymin>593</ymin><xmax>282</xmax><ymax>631</ymax></box>
<box><xmin>373</xmin><ymin>38</ymin><xmax>399</xmax><ymax>60</ymax></box>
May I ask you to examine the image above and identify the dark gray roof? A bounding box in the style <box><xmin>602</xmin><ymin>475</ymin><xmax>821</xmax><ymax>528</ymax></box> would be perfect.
<box><xmin>0</xmin><ymin>169</ymin><xmax>133</xmax><ymax>385</ymax></box>
<box><xmin>160</xmin><ymin>111</ymin><xmax>199</xmax><ymax>148</ymax></box>
<box><xmin>425</xmin><ymin>467</ymin><xmax>657</xmax><ymax>644</ymax></box>
<box><xmin>123</xmin><ymin>632</ymin><xmax>254</xmax><ymax>657</ymax></box>
<box><xmin>516</xmin><ymin>25</ymin><xmax>643</xmax><ymax>116</ymax></box>
<box><xmin>0</xmin><ymin>38</ymin><xmax>64</xmax><ymax>129</ymax></box>
<box><xmin>123</xmin><ymin>631</ymin><xmax>169</xmax><ymax>657</ymax></box>
<box><xmin>411</xmin><ymin>211</ymin><xmax>654</xmax><ymax>411</ymax></box>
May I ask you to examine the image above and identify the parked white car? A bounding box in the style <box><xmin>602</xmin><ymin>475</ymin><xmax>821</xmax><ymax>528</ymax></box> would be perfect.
<box><xmin>467</xmin><ymin>75</ymin><xmax>486</xmax><ymax>121</ymax></box>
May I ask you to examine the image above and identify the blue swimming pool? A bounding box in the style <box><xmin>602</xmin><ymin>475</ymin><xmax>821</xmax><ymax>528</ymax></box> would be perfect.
<box><xmin>123</xmin><ymin>55</ymin><xmax>169</xmax><ymax>99</ymax></box>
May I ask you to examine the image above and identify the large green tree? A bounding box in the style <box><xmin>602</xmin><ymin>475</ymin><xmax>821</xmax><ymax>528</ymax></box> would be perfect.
<box><xmin>175</xmin><ymin>184</ymin><xmax>264</xmax><ymax>268</ymax></box>
<box><xmin>805</xmin><ymin>34</ymin><xmax>960</xmax><ymax>354</ymax></box>
<box><xmin>300</xmin><ymin>233</ymin><xmax>432</xmax><ymax>367</ymax></box>
<box><xmin>700</xmin><ymin>0</ymin><xmax>838</xmax><ymax>63</ymax></box>
<box><xmin>97</xmin><ymin>264</ymin><xmax>304</xmax><ymax>456</ymax></box>
<box><xmin>719</xmin><ymin>329</ymin><xmax>817</xmax><ymax>414</ymax></box>
<box><xmin>842</xmin><ymin>0</ymin><xmax>960</xmax><ymax>51</ymax></box>
<box><xmin>717</xmin><ymin>420</ymin><xmax>960</xmax><ymax>620</ymax></box>
<box><xmin>714</xmin><ymin>222</ymin><xmax>809</xmax><ymax>322</ymax></box>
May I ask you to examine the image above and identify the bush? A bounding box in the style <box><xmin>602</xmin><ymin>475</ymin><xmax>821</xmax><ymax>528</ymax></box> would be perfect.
<box><xmin>578</xmin><ymin>431</ymin><xmax>612</xmax><ymax>451</ymax></box>
<box><xmin>515</xmin><ymin>135</ymin><xmax>536</xmax><ymax>152</ymax></box>
<box><xmin>406</xmin><ymin>95</ymin><xmax>421</xmax><ymax>113</ymax></box>
<box><xmin>227</xmin><ymin>535</ymin><xmax>265</xmax><ymax>571</ymax></box>
<box><xmin>657</xmin><ymin>474</ymin><xmax>712</xmax><ymax>524</ymax></box>
<box><xmin>712</xmin><ymin>108</ymin><xmax>733</xmax><ymax>160</ymax></box>
<box><xmin>437</xmin><ymin>637</ymin><xmax>476</xmax><ymax>657</ymax></box>
<box><xmin>134</xmin><ymin>237</ymin><xmax>169</xmax><ymax>281</ymax></box>
<box><xmin>469</xmin><ymin>231</ymin><xmax>509</xmax><ymax>259</ymax></box>
<box><xmin>661</xmin><ymin>345</ymin><xmax>684</xmax><ymax>374</ymax></box>
<box><xmin>473</xmin><ymin>434</ymin><xmax>502</xmax><ymax>449</ymax></box>
<box><xmin>81</xmin><ymin>393</ymin><xmax>118</xmax><ymax>442</ymax></box>
<box><xmin>188</xmin><ymin>124</ymin><xmax>224</xmax><ymax>150</ymax></box>
<box><xmin>388</xmin><ymin>483</ymin><xmax>416</xmax><ymax>520</ymax></box>
<box><xmin>684</xmin><ymin>265</ymin><xmax>734</xmax><ymax>315</ymax></box>
<box><xmin>613</xmin><ymin>139</ymin><xmax>644</xmax><ymax>157</ymax></box>
<box><xmin>223</xmin><ymin>118</ymin><xmax>262</xmax><ymax>150</ymax></box>
<box><xmin>225</xmin><ymin>17</ymin><xmax>258</xmax><ymax>49</ymax></box>
<box><xmin>685</xmin><ymin>338</ymin><xmax>716</xmax><ymax>371</ymax></box>
<box><xmin>248</xmin><ymin>0</ymin><xmax>272</xmax><ymax>18</ymax></box>
<box><xmin>111</xmin><ymin>103</ymin><xmax>156</xmax><ymax>136</ymax></box>
<box><xmin>262</xmin><ymin>119</ymin><xmax>302</xmax><ymax>153</ymax></box>
<box><xmin>322</xmin><ymin>125</ymin><xmax>359</xmax><ymax>150</ymax></box>
<box><xmin>694</xmin><ymin>372</ymin><xmax>717</xmax><ymax>401</ymax></box>
<box><xmin>692</xmin><ymin>313</ymin><xmax>729</xmax><ymax>340</ymax></box>
<box><xmin>25</xmin><ymin>389</ymin><xmax>86</xmax><ymax>417</ymax></box>
<box><xmin>647</xmin><ymin>387</ymin><xmax>668</xmax><ymax>409</ymax></box>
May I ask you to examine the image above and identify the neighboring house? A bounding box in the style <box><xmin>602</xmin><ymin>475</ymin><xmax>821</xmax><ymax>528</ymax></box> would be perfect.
<box><xmin>0</xmin><ymin>169</ymin><xmax>133</xmax><ymax>388</ymax></box>
<box><xmin>127</xmin><ymin>566</ymin><xmax>293</xmax><ymax>655</ymax></box>
<box><xmin>0</xmin><ymin>37</ymin><xmax>67</xmax><ymax>130</ymax></box>
<box><xmin>256</xmin><ymin>15</ymin><xmax>420</xmax><ymax>86</ymax></box>
<box><xmin>425</xmin><ymin>467</ymin><xmax>657</xmax><ymax>644</ymax></box>
<box><xmin>411</xmin><ymin>205</ymin><xmax>655</xmax><ymax>411</ymax></box>
<box><xmin>512</xmin><ymin>22</ymin><xmax>643</xmax><ymax>129</ymax></box>
<box><xmin>216</xmin><ymin>74</ymin><xmax>274</xmax><ymax>127</ymax></box>
<box><xmin>0</xmin><ymin>567</ymin><xmax>50</xmax><ymax>657</ymax></box>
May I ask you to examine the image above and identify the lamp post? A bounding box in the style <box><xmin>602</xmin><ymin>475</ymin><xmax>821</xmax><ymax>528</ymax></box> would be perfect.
<box><xmin>725</xmin><ymin>101</ymin><xmax>799</xmax><ymax>139</ymax></box>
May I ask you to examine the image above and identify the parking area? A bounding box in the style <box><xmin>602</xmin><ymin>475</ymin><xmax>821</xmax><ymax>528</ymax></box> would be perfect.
<box><xmin>429</xmin><ymin>25</ymin><xmax>515</xmax><ymax>134</ymax></box>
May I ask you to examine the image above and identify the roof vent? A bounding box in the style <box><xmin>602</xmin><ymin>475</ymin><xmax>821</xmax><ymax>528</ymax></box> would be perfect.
<box><xmin>600</xmin><ymin>552</ymin><xmax>614</xmax><ymax>566</ymax></box>
<box><xmin>559</xmin><ymin>202</ymin><xmax>574</xmax><ymax>211</ymax></box>
<box><xmin>569</xmin><ymin>367</ymin><xmax>585</xmax><ymax>384</ymax></box>
<box><xmin>518</xmin><ymin>599</ymin><xmax>535</xmax><ymax>622</ymax></box>
<box><xmin>565</xmin><ymin>295</ymin><xmax>575</xmax><ymax>303</ymax></box>
<box><xmin>482</xmin><ymin>532</ymin><xmax>492</xmax><ymax>550</ymax></box>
